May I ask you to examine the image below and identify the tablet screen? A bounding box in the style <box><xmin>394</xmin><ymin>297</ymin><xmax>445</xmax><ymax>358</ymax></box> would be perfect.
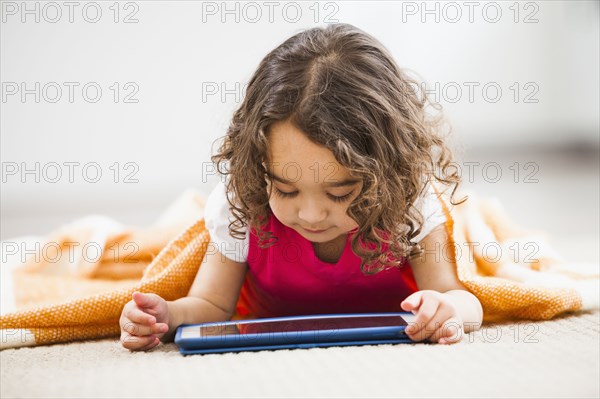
<box><xmin>189</xmin><ymin>315</ymin><xmax>408</xmax><ymax>337</ymax></box>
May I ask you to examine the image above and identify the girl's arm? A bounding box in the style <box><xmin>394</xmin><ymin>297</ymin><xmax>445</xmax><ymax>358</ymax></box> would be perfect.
<box><xmin>403</xmin><ymin>223</ymin><xmax>483</xmax><ymax>344</ymax></box>
<box><xmin>162</xmin><ymin>248</ymin><xmax>248</xmax><ymax>342</ymax></box>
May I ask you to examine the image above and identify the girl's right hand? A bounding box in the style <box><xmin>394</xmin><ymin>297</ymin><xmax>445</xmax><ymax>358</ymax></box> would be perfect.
<box><xmin>119</xmin><ymin>291</ymin><xmax>171</xmax><ymax>351</ymax></box>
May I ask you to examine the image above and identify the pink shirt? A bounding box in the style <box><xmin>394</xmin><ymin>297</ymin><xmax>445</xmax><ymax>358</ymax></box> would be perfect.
<box><xmin>235</xmin><ymin>211</ymin><xmax>418</xmax><ymax>318</ymax></box>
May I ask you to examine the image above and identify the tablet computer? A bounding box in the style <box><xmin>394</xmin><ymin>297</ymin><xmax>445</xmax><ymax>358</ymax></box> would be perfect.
<box><xmin>174</xmin><ymin>312</ymin><xmax>417</xmax><ymax>355</ymax></box>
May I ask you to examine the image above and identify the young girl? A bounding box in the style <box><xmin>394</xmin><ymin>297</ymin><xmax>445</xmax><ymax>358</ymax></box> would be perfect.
<box><xmin>119</xmin><ymin>23</ymin><xmax>483</xmax><ymax>351</ymax></box>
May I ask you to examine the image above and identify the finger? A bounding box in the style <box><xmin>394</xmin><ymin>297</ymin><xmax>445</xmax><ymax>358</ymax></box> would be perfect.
<box><xmin>136</xmin><ymin>336</ymin><xmax>161</xmax><ymax>352</ymax></box>
<box><xmin>132</xmin><ymin>291</ymin><xmax>160</xmax><ymax>310</ymax></box>
<box><xmin>131</xmin><ymin>335</ymin><xmax>159</xmax><ymax>352</ymax></box>
<box><xmin>405</xmin><ymin>297</ymin><xmax>440</xmax><ymax>339</ymax></box>
<box><xmin>125</xmin><ymin>306</ymin><xmax>157</xmax><ymax>325</ymax></box>
<box><xmin>435</xmin><ymin>318</ymin><xmax>463</xmax><ymax>344</ymax></box>
<box><xmin>122</xmin><ymin>320</ymin><xmax>169</xmax><ymax>337</ymax></box>
<box><xmin>121</xmin><ymin>333</ymin><xmax>157</xmax><ymax>351</ymax></box>
<box><xmin>120</xmin><ymin>331</ymin><xmax>140</xmax><ymax>350</ymax></box>
<box><xmin>400</xmin><ymin>292</ymin><xmax>423</xmax><ymax>314</ymax></box>
<box><xmin>121</xmin><ymin>331</ymin><xmax>154</xmax><ymax>350</ymax></box>
<box><xmin>418</xmin><ymin>306</ymin><xmax>455</xmax><ymax>342</ymax></box>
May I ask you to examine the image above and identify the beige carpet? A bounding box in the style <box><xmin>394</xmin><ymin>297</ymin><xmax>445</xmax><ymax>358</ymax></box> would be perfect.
<box><xmin>1</xmin><ymin>309</ymin><xmax>598</xmax><ymax>398</ymax></box>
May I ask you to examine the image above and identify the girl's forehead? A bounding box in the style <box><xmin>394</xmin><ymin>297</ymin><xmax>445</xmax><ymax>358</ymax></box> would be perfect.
<box><xmin>266</xmin><ymin>120</ymin><xmax>338</xmax><ymax>164</ymax></box>
<box><xmin>264</xmin><ymin>119</ymin><xmax>359</xmax><ymax>184</ymax></box>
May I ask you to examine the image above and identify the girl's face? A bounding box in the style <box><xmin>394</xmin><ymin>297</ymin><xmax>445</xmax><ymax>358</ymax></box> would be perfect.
<box><xmin>264</xmin><ymin>119</ymin><xmax>363</xmax><ymax>244</ymax></box>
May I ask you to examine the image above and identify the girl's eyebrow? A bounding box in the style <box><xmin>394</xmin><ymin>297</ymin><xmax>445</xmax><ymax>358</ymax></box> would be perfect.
<box><xmin>265</xmin><ymin>171</ymin><xmax>360</xmax><ymax>187</ymax></box>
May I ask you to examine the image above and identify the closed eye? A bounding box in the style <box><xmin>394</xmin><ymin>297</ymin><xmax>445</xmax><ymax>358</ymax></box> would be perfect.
<box><xmin>273</xmin><ymin>188</ymin><xmax>353</xmax><ymax>203</ymax></box>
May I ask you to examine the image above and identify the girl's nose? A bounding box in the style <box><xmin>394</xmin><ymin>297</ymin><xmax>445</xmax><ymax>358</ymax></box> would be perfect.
<box><xmin>298</xmin><ymin>200</ymin><xmax>327</xmax><ymax>225</ymax></box>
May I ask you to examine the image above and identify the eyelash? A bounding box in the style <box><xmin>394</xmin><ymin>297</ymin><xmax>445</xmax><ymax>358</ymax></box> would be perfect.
<box><xmin>273</xmin><ymin>188</ymin><xmax>353</xmax><ymax>203</ymax></box>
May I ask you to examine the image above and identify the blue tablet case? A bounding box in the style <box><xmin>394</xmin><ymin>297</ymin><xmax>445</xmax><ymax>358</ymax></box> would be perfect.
<box><xmin>175</xmin><ymin>312</ymin><xmax>416</xmax><ymax>355</ymax></box>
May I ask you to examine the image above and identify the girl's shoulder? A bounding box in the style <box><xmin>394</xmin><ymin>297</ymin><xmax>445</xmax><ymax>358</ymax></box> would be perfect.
<box><xmin>409</xmin><ymin>181</ymin><xmax>448</xmax><ymax>243</ymax></box>
<box><xmin>203</xmin><ymin>178</ymin><xmax>249</xmax><ymax>263</ymax></box>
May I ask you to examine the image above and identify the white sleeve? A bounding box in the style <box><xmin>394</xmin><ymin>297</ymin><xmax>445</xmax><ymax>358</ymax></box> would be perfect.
<box><xmin>410</xmin><ymin>182</ymin><xmax>448</xmax><ymax>243</ymax></box>
<box><xmin>203</xmin><ymin>179</ymin><xmax>249</xmax><ymax>263</ymax></box>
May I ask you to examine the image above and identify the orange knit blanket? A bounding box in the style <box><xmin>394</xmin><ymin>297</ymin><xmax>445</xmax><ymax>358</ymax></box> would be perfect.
<box><xmin>1</xmin><ymin>186</ymin><xmax>598</xmax><ymax>349</ymax></box>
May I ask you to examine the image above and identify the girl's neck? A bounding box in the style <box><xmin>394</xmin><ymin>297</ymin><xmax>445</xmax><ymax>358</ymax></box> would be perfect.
<box><xmin>311</xmin><ymin>233</ymin><xmax>348</xmax><ymax>264</ymax></box>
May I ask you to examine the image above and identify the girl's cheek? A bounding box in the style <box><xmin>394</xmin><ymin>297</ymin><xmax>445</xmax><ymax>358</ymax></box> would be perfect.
<box><xmin>268</xmin><ymin>198</ymin><xmax>283</xmax><ymax>216</ymax></box>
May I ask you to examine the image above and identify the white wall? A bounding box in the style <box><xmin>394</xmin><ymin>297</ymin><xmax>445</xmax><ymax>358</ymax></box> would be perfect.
<box><xmin>1</xmin><ymin>1</ymin><xmax>598</xmax><ymax>238</ymax></box>
<box><xmin>349</xmin><ymin>1</ymin><xmax>599</xmax><ymax>147</ymax></box>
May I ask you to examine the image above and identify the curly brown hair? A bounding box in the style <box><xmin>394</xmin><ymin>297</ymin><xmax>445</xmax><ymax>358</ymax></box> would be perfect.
<box><xmin>211</xmin><ymin>23</ymin><xmax>467</xmax><ymax>274</ymax></box>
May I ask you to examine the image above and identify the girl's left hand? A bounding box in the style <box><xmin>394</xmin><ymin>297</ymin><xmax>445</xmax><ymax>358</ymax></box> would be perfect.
<box><xmin>400</xmin><ymin>290</ymin><xmax>464</xmax><ymax>344</ymax></box>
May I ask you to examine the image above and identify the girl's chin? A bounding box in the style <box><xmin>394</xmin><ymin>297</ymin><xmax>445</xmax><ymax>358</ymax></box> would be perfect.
<box><xmin>295</xmin><ymin>227</ymin><xmax>334</xmax><ymax>241</ymax></box>
<box><xmin>299</xmin><ymin>230</ymin><xmax>331</xmax><ymax>240</ymax></box>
